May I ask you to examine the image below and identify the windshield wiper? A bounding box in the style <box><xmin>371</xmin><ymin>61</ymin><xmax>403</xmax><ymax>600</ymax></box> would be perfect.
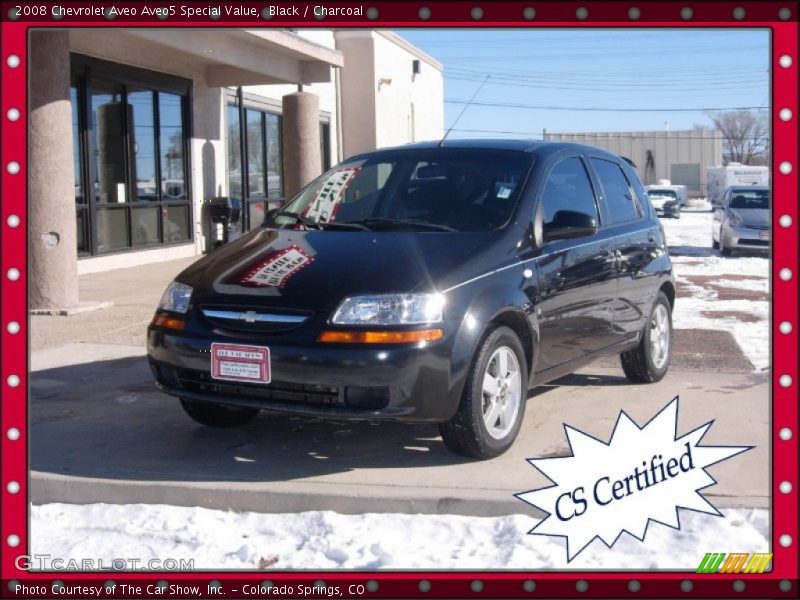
<box><xmin>273</xmin><ymin>210</ymin><xmax>323</xmax><ymax>230</ymax></box>
<box><xmin>319</xmin><ymin>221</ymin><xmax>372</xmax><ymax>231</ymax></box>
<box><xmin>359</xmin><ymin>218</ymin><xmax>458</xmax><ymax>232</ymax></box>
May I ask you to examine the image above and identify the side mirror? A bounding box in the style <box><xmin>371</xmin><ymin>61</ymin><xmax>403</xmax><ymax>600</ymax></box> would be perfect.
<box><xmin>542</xmin><ymin>210</ymin><xmax>597</xmax><ymax>243</ymax></box>
<box><xmin>264</xmin><ymin>207</ymin><xmax>279</xmax><ymax>225</ymax></box>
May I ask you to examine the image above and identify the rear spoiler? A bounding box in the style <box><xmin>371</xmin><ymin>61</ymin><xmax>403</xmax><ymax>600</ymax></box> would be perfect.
<box><xmin>621</xmin><ymin>156</ymin><xmax>637</xmax><ymax>168</ymax></box>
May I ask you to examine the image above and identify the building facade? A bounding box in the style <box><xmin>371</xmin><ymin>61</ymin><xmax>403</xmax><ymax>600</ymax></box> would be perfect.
<box><xmin>28</xmin><ymin>28</ymin><xmax>443</xmax><ymax>310</ymax></box>
<box><xmin>543</xmin><ymin>130</ymin><xmax>723</xmax><ymax>197</ymax></box>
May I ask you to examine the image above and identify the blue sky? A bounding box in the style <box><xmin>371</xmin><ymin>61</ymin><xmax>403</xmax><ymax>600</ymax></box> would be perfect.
<box><xmin>397</xmin><ymin>29</ymin><xmax>770</xmax><ymax>139</ymax></box>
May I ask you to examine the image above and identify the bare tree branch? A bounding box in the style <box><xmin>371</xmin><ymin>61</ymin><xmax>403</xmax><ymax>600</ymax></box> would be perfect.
<box><xmin>705</xmin><ymin>109</ymin><xmax>769</xmax><ymax>165</ymax></box>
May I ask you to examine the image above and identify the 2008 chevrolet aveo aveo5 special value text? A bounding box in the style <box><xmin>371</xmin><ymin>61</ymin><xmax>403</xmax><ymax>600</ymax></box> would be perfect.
<box><xmin>147</xmin><ymin>140</ymin><xmax>675</xmax><ymax>459</ymax></box>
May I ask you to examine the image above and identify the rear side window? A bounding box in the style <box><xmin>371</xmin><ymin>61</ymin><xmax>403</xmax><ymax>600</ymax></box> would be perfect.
<box><xmin>591</xmin><ymin>158</ymin><xmax>642</xmax><ymax>224</ymax></box>
<box><xmin>540</xmin><ymin>157</ymin><xmax>599</xmax><ymax>226</ymax></box>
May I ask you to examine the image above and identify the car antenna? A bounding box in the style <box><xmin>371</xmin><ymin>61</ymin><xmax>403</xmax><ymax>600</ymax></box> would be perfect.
<box><xmin>438</xmin><ymin>75</ymin><xmax>490</xmax><ymax>148</ymax></box>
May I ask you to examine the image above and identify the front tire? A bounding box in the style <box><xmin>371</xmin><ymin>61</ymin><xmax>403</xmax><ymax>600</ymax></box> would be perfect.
<box><xmin>620</xmin><ymin>291</ymin><xmax>673</xmax><ymax>383</ymax></box>
<box><xmin>719</xmin><ymin>231</ymin><xmax>732</xmax><ymax>256</ymax></box>
<box><xmin>180</xmin><ymin>398</ymin><xmax>259</xmax><ymax>427</ymax></box>
<box><xmin>439</xmin><ymin>326</ymin><xmax>528</xmax><ymax>459</ymax></box>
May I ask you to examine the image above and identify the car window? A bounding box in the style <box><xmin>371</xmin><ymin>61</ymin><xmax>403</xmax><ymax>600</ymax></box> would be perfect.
<box><xmin>591</xmin><ymin>158</ymin><xmax>642</xmax><ymax>224</ymax></box>
<box><xmin>539</xmin><ymin>157</ymin><xmax>599</xmax><ymax>226</ymax></box>
<box><xmin>277</xmin><ymin>149</ymin><xmax>532</xmax><ymax>232</ymax></box>
<box><xmin>728</xmin><ymin>189</ymin><xmax>769</xmax><ymax>210</ymax></box>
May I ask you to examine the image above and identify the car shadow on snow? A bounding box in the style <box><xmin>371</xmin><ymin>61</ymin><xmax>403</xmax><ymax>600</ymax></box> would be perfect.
<box><xmin>30</xmin><ymin>356</ymin><xmax>577</xmax><ymax>483</ymax></box>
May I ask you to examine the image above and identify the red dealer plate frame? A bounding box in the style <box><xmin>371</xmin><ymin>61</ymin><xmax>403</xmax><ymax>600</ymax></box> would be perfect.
<box><xmin>1</xmin><ymin>2</ymin><xmax>797</xmax><ymax>599</ymax></box>
<box><xmin>210</xmin><ymin>343</ymin><xmax>271</xmax><ymax>384</ymax></box>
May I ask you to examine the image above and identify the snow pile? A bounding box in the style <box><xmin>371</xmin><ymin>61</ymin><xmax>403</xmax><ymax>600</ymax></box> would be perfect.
<box><xmin>31</xmin><ymin>503</ymin><xmax>768</xmax><ymax>570</ymax></box>
<box><xmin>661</xmin><ymin>213</ymin><xmax>769</xmax><ymax>371</ymax></box>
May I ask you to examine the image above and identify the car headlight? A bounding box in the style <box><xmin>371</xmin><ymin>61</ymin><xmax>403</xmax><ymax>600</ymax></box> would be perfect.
<box><xmin>157</xmin><ymin>281</ymin><xmax>193</xmax><ymax>314</ymax></box>
<box><xmin>331</xmin><ymin>293</ymin><xmax>445</xmax><ymax>325</ymax></box>
<box><xmin>727</xmin><ymin>210</ymin><xmax>743</xmax><ymax>227</ymax></box>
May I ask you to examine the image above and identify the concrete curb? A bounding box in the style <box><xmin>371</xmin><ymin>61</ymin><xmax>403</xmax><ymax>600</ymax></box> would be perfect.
<box><xmin>30</xmin><ymin>472</ymin><xmax>766</xmax><ymax>517</ymax></box>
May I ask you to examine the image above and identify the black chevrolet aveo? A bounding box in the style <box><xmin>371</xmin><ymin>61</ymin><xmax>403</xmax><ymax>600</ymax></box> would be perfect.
<box><xmin>148</xmin><ymin>140</ymin><xmax>675</xmax><ymax>458</ymax></box>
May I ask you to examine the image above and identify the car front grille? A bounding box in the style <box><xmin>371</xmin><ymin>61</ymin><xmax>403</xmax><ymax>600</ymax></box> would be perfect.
<box><xmin>173</xmin><ymin>367</ymin><xmax>346</xmax><ymax>407</ymax></box>
<box><xmin>738</xmin><ymin>239</ymin><xmax>769</xmax><ymax>247</ymax></box>
<box><xmin>199</xmin><ymin>305</ymin><xmax>313</xmax><ymax>333</ymax></box>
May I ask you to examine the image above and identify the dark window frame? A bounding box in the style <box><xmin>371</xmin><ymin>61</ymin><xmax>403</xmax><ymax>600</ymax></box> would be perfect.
<box><xmin>589</xmin><ymin>157</ymin><xmax>644</xmax><ymax>226</ymax></box>
<box><xmin>537</xmin><ymin>155</ymin><xmax>602</xmax><ymax>228</ymax></box>
<box><xmin>70</xmin><ymin>54</ymin><xmax>193</xmax><ymax>257</ymax></box>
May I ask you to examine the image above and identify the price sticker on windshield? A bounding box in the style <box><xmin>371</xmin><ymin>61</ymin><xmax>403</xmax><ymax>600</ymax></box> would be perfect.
<box><xmin>303</xmin><ymin>167</ymin><xmax>360</xmax><ymax>223</ymax></box>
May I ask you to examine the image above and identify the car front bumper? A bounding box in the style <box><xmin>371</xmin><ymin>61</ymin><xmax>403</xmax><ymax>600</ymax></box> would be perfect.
<box><xmin>146</xmin><ymin>325</ymin><xmax>460</xmax><ymax>422</ymax></box>
<box><xmin>721</xmin><ymin>224</ymin><xmax>771</xmax><ymax>251</ymax></box>
<box><xmin>653</xmin><ymin>204</ymin><xmax>680</xmax><ymax>218</ymax></box>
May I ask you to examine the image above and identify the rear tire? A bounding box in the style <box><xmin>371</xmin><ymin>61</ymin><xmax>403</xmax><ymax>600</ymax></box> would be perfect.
<box><xmin>439</xmin><ymin>326</ymin><xmax>528</xmax><ymax>459</ymax></box>
<box><xmin>180</xmin><ymin>398</ymin><xmax>259</xmax><ymax>427</ymax></box>
<box><xmin>621</xmin><ymin>291</ymin><xmax>672</xmax><ymax>383</ymax></box>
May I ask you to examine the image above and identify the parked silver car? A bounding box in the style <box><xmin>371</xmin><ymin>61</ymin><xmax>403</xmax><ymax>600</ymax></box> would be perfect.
<box><xmin>712</xmin><ymin>185</ymin><xmax>770</xmax><ymax>255</ymax></box>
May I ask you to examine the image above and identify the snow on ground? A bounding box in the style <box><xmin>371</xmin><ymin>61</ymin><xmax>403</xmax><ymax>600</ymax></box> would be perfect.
<box><xmin>660</xmin><ymin>211</ymin><xmax>769</xmax><ymax>371</ymax></box>
<box><xmin>31</xmin><ymin>503</ymin><xmax>768</xmax><ymax>571</ymax></box>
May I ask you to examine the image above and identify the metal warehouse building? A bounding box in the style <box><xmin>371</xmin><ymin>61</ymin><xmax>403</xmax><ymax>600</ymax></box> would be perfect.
<box><xmin>543</xmin><ymin>130</ymin><xmax>723</xmax><ymax>197</ymax></box>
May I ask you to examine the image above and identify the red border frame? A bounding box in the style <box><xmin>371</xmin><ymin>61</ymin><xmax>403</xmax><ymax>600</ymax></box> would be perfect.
<box><xmin>1</xmin><ymin>2</ymin><xmax>797</xmax><ymax>598</ymax></box>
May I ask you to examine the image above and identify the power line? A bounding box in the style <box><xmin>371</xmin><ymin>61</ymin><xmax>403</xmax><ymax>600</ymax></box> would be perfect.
<box><xmin>445</xmin><ymin>99</ymin><xmax>768</xmax><ymax>112</ymax></box>
<box><xmin>448</xmin><ymin>128</ymin><xmax>767</xmax><ymax>140</ymax></box>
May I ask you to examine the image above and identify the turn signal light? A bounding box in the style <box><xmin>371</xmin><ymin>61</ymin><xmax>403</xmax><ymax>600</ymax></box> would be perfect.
<box><xmin>151</xmin><ymin>314</ymin><xmax>186</xmax><ymax>331</ymax></box>
<box><xmin>319</xmin><ymin>329</ymin><xmax>443</xmax><ymax>344</ymax></box>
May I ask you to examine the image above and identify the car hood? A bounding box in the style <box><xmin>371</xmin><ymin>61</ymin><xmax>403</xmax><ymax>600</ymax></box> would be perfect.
<box><xmin>177</xmin><ymin>227</ymin><xmax>504</xmax><ymax>312</ymax></box>
<box><xmin>730</xmin><ymin>208</ymin><xmax>770</xmax><ymax>228</ymax></box>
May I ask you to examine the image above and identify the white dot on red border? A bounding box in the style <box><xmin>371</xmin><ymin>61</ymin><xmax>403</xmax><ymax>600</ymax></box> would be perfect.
<box><xmin>6</xmin><ymin>214</ymin><xmax>20</xmax><ymax>228</ymax></box>
<box><xmin>779</xmin><ymin>161</ymin><xmax>793</xmax><ymax>174</ymax></box>
<box><xmin>779</xmin><ymin>374</ymin><xmax>793</xmax><ymax>388</ymax></box>
<box><xmin>779</xmin><ymin>55</ymin><xmax>793</xmax><ymax>68</ymax></box>
<box><xmin>779</xmin><ymin>428</ymin><xmax>793</xmax><ymax>441</ymax></box>
<box><xmin>7</xmin><ymin>268</ymin><xmax>20</xmax><ymax>281</ymax></box>
<box><xmin>779</xmin><ymin>481</ymin><xmax>792</xmax><ymax>494</ymax></box>
<box><xmin>779</xmin><ymin>268</ymin><xmax>793</xmax><ymax>281</ymax></box>
<box><xmin>779</xmin><ymin>108</ymin><xmax>793</xmax><ymax>121</ymax></box>
<box><xmin>7</xmin><ymin>481</ymin><xmax>20</xmax><ymax>494</ymax></box>
<box><xmin>6</xmin><ymin>55</ymin><xmax>20</xmax><ymax>68</ymax></box>
<box><xmin>7</xmin><ymin>428</ymin><xmax>20</xmax><ymax>441</ymax></box>
<box><xmin>6</xmin><ymin>375</ymin><xmax>20</xmax><ymax>388</ymax></box>
<box><xmin>779</xmin><ymin>534</ymin><xmax>792</xmax><ymax>547</ymax></box>
<box><xmin>779</xmin><ymin>321</ymin><xmax>792</xmax><ymax>334</ymax></box>
<box><xmin>6</xmin><ymin>161</ymin><xmax>20</xmax><ymax>175</ymax></box>
<box><xmin>6</xmin><ymin>534</ymin><xmax>20</xmax><ymax>547</ymax></box>
<box><xmin>6</xmin><ymin>108</ymin><xmax>20</xmax><ymax>121</ymax></box>
<box><xmin>779</xmin><ymin>214</ymin><xmax>793</xmax><ymax>228</ymax></box>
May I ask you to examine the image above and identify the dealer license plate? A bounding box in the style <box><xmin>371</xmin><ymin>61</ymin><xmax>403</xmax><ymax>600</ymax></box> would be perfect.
<box><xmin>210</xmin><ymin>343</ymin><xmax>271</xmax><ymax>384</ymax></box>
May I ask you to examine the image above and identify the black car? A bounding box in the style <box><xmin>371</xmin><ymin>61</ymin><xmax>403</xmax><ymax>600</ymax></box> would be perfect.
<box><xmin>148</xmin><ymin>140</ymin><xmax>675</xmax><ymax>458</ymax></box>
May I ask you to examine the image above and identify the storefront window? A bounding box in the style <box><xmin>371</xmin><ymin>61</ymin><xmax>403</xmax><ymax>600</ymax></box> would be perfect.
<box><xmin>226</xmin><ymin>105</ymin><xmax>242</xmax><ymax>200</ymax></box>
<box><xmin>71</xmin><ymin>79</ymin><xmax>88</xmax><ymax>255</ymax></box>
<box><xmin>226</xmin><ymin>102</ymin><xmax>283</xmax><ymax>232</ymax></box>
<box><xmin>70</xmin><ymin>56</ymin><xmax>192</xmax><ymax>255</ymax></box>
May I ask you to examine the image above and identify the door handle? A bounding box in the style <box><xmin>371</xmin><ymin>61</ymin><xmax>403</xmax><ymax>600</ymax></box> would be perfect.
<box><xmin>647</xmin><ymin>233</ymin><xmax>655</xmax><ymax>242</ymax></box>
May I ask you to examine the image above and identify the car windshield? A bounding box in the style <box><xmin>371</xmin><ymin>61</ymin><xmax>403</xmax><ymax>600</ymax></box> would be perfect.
<box><xmin>729</xmin><ymin>189</ymin><xmax>770</xmax><ymax>210</ymax></box>
<box><xmin>649</xmin><ymin>189</ymin><xmax>676</xmax><ymax>198</ymax></box>
<box><xmin>273</xmin><ymin>149</ymin><xmax>532</xmax><ymax>232</ymax></box>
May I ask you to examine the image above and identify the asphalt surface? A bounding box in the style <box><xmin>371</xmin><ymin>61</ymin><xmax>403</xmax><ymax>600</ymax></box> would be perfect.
<box><xmin>28</xmin><ymin>256</ymin><xmax>768</xmax><ymax>516</ymax></box>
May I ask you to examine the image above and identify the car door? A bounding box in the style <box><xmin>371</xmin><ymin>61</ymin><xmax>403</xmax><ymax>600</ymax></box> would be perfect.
<box><xmin>587</xmin><ymin>156</ymin><xmax>658</xmax><ymax>345</ymax></box>
<box><xmin>532</xmin><ymin>154</ymin><xmax>619</xmax><ymax>373</ymax></box>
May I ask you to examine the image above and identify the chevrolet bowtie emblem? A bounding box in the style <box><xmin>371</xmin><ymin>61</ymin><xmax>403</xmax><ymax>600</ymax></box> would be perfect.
<box><xmin>241</xmin><ymin>310</ymin><xmax>258</xmax><ymax>323</ymax></box>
